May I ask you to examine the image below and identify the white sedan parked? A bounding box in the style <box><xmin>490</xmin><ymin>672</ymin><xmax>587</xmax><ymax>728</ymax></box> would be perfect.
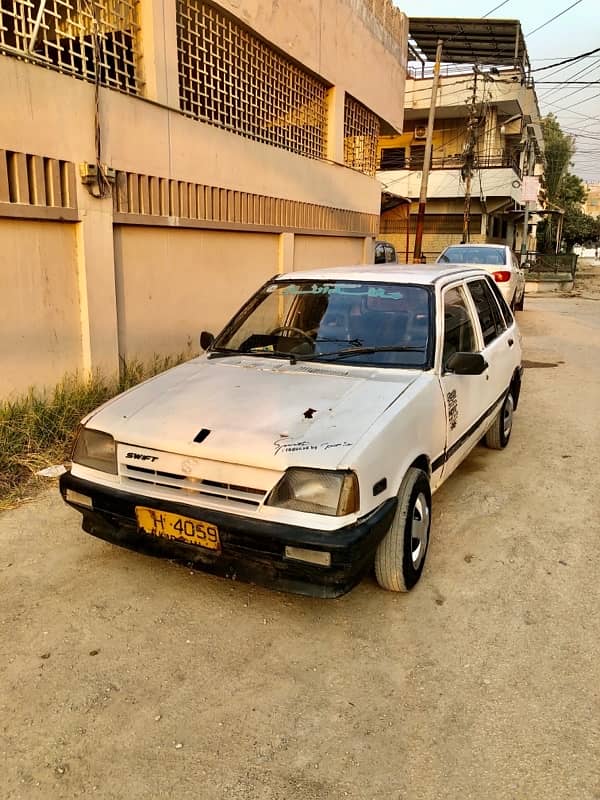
<box><xmin>61</xmin><ymin>265</ymin><xmax>523</xmax><ymax>598</ymax></box>
<box><xmin>437</xmin><ymin>243</ymin><xmax>526</xmax><ymax>310</ymax></box>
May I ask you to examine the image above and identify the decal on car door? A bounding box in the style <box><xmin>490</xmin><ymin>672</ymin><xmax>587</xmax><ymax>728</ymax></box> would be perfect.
<box><xmin>446</xmin><ymin>389</ymin><xmax>458</xmax><ymax>430</ymax></box>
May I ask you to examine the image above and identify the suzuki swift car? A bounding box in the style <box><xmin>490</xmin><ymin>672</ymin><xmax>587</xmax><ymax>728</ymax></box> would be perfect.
<box><xmin>437</xmin><ymin>244</ymin><xmax>526</xmax><ymax>310</ymax></box>
<box><xmin>60</xmin><ymin>265</ymin><xmax>523</xmax><ymax>598</ymax></box>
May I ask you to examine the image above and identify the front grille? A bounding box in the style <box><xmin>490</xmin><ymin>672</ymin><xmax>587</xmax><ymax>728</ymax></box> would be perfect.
<box><xmin>121</xmin><ymin>464</ymin><xmax>266</xmax><ymax>508</ymax></box>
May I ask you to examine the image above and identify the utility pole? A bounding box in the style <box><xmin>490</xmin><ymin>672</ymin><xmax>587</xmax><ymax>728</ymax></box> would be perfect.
<box><xmin>413</xmin><ymin>39</ymin><xmax>443</xmax><ymax>263</ymax></box>
<box><xmin>461</xmin><ymin>67</ymin><xmax>480</xmax><ymax>243</ymax></box>
<box><xmin>520</xmin><ymin>137</ymin><xmax>536</xmax><ymax>264</ymax></box>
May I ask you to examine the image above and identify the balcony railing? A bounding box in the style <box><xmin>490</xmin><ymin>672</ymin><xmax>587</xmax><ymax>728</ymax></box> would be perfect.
<box><xmin>379</xmin><ymin>152</ymin><xmax>521</xmax><ymax>175</ymax></box>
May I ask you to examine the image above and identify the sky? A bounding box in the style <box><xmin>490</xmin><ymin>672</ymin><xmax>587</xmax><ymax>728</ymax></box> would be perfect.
<box><xmin>394</xmin><ymin>0</ymin><xmax>600</xmax><ymax>183</ymax></box>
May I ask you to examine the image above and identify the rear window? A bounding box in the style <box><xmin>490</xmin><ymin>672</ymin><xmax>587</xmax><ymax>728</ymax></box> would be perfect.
<box><xmin>439</xmin><ymin>247</ymin><xmax>506</xmax><ymax>266</ymax></box>
<box><xmin>486</xmin><ymin>275</ymin><xmax>514</xmax><ymax>326</ymax></box>
<box><xmin>467</xmin><ymin>279</ymin><xmax>506</xmax><ymax>345</ymax></box>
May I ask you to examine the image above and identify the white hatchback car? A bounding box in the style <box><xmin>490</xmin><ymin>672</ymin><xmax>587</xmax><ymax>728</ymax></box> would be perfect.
<box><xmin>437</xmin><ymin>244</ymin><xmax>526</xmax><ymax>310</ymax></box>
<box><xmin>61</xmin><ymin>265</ymin><xmax>523</xmax><ymax>598</ymax></box>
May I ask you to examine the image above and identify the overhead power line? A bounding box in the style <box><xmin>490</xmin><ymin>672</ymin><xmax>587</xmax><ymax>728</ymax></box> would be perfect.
<box><xmin>538</xmin><ymin>57</ymin><xmax>600</xmax><ymax>103</ymax></box>
<box><xmin>536</xmin><ymin>53</ymin><xmax>600</xmax><ymax>90</ymax></box>
<box><xmin>526</xmin><ymin>0</ymin><xmax>584</xmax><ymax>37</ymax></box>
<box><xmin>482</xmin><ymin>0</ymin><xmax>511</xmax><ymax>16</ymax></box>
<box><xmin>543</xmin><ymin>96</ymin><xmax>600</xmax><ymax>121</ymax></box>
<box><xmin>538</xmin><ymin>81</ymin><xmax>600</xmax><ymax>85</ymax></box>
<box><xmin>529</xmin><ymin>47</ymin><xmax>600</xmax><ymax>73</ymax></box>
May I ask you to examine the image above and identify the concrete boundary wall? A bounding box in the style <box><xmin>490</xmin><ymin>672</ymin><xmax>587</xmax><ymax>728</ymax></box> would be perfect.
<box><xmin>0</xmin><ymin>140</ymin><xmax>378</xmax><ymax>398</ymax></box>
<box><xmin>0</xmin><ymin>219</ymin><xmax>82</xmax><ymax>396</ymax></box>
<box><xmin>0</xmin><ymin>0</ymin><xmax>411</xmax><ymax>398</ymax></box>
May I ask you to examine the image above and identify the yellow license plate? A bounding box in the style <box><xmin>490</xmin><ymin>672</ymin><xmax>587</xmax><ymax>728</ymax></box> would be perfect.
<box><xmin>135</xmin><ymin>507</ymin><xmax>220</xmax><ymax>551</ymax></box>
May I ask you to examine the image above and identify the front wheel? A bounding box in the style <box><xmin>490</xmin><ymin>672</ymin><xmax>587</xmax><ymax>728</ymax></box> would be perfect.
<box><xmin>485</xmin><ymin>390</ymin><xmax>514</xmax><ymax>449</ymax></box>
<box><xmin>375</xmin><ymin>468</ymin><xmax>431</xmax><ymax>592</ymax></box>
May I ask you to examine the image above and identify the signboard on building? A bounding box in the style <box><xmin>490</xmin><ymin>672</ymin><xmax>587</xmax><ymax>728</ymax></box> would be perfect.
<box><xmin>522</xmin><ymin>176</ymin><xmax>540</xmax><ymax>204</ymax></box>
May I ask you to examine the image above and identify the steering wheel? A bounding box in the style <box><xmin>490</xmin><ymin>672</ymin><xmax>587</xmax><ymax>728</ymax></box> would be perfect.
<box><xmin>270</xmin><ymin>326</ymin><xmax>316</xmax><ymax>346</ymax></box>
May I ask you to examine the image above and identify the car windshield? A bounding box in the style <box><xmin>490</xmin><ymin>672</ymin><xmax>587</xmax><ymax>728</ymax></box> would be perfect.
<box><xmin>212</xmin><ymin>280</ymin><xmax>432</xmax><ymax>368</ymax></box>
<box><xmin>439</xmin><ymin>246</ymin><xmax>506</xmax><ymax>266</ymax></box>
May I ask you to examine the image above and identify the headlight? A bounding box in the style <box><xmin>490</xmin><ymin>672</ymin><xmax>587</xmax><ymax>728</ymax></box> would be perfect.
<box><xmin>72</xmin><ymin>427</ymin><xmax>117</xmax><ymax>474</ymax></box>
<box><xmin>266</xmin><ymin>469</ymin><xmax>359</xmax><ymax>516</ymax></box>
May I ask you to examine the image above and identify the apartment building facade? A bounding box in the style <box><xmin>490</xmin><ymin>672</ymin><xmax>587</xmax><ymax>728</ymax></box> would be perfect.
<box><xmin>376</xmin><ymin>19</ymin><xmax>544</xmax><ymax>261</ymax></box>
<box><xmin>0</xmin><ymin>0</ymin><xmax>408</xmax><ymax>397</ymax></box>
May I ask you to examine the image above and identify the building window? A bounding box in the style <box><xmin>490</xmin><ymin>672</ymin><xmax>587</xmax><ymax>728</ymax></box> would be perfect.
<box><xmin>0</xmin><ymin>0</ymin><xmax>140</xmax><ymax>94</ymax></box>
<box><xmin>344</xmin><ymin>95</ymin><xmax>380</xmax><ymax>176</ymax></box>
<box><xmin>409</xmin><ymin>145</ymin><xmax>425</xmax><ymax>169</ymax></box>
<box><xmin>379</xmin><ymin>147</ymin><xmax>406</xmax><ymax>170</ymax></box>
<box><xmin>176</xmin><ymin>0</ymin><xmax>327</xmax><ymax>160</ymax></box>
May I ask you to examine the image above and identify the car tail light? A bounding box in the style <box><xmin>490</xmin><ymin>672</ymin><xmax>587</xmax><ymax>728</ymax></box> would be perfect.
<box><xmin>492</xmin><ymin>270</ymin><xmax>511</xmax><ymax>283</ymax></box>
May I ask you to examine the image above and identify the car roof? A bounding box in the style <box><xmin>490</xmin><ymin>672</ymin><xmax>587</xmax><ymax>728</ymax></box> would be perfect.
<box><xmin>278</xmin><ymin>264</ymin><xmax>487</xmax><ymax>286</ymax></box>
<box><xmin>441</xmin><ymin>243</ymin><xmax>508</xmax><ymax>250</ymax></box>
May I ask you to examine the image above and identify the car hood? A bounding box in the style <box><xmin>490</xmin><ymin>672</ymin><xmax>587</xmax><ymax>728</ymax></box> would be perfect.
<box><xmin>87</xmin><ymin>356</ymin><xmax>419</xmax><ymax>470</ymax></box>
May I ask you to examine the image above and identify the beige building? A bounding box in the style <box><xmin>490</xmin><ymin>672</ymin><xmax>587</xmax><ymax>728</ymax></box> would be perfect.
<box><xmin>376</xmin><ymin>18</ymin><xmax>544</xmax><ymax>261</ymax></box>
<box><xmin>0</xmin><ymin>0</ymin><xmax>408</xmax><ymax>398</ymax></box>
<box><xmin>583</xmin><ymin>183</ymin><xmax>600</xmax><ymax>218</ymax></box>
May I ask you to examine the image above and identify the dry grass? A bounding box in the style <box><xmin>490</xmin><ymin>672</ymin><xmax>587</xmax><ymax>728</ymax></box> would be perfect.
<box><xmin>0</xmin><ymin>355</ymin><xmax>186</xmax><ymax>511</ymax></box>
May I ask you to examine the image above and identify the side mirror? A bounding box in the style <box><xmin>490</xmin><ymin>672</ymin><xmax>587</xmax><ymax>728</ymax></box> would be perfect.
<box><xmin>445</xmin><ymin>352</ymin><xmax>487</xmax><ymax>375</ymax></box>
<box><xmin>200</xmin><ymin>331</ymin><xmax>214</xmax><ymax>351</ymax></box>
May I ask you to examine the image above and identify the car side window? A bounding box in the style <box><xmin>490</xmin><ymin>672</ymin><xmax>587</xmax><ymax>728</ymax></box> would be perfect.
<box><xmin>442</xmin><ymin>286</ymin><xmax>477</xmax><ymax>366</ymax></box>
<box><xmin>486</xmin><ymin>275</ymin><xmax>514</xmax><ymax>326</ymax></box>
<box><xmin>467</xmin><ymin>279</ymin><xmax>506</xmax><ymax>345</ymax></box>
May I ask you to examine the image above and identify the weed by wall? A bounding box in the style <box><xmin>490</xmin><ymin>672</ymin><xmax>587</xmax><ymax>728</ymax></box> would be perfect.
<box><xmin>0</xmin><ymin>355</ymin><xmax>186</xmax><ymax>510</ymax></box>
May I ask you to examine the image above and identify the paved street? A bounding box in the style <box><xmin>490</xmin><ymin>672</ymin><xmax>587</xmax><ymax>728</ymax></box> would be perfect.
<box><xmin>1</xmin><ymin>292</ymin><xmax>599</xmax><ymax>800</ymax></box>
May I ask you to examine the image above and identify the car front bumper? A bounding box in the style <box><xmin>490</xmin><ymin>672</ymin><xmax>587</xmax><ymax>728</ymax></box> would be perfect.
<box><xmin>59</xmin><ymin>471</ymin><xmax>397</xmax><ymax>598</ymax></box>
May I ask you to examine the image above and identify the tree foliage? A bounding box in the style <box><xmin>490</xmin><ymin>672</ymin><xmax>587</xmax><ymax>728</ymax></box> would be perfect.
<box><xmin>561</xmin><ymin>207</ymin><xmax>600</xmax><ymax>250</ymax></box>
<box><xmin>538</xmin><ymin>114</ymin><xmax>596</xmax><ymax>252</ymax></box>
<box><xmin>557</xmin><ymin>173</ymin><xmax>587</xmax><ymax>207</ymax></box>
<box><xmin>541</xmin><ymin>113</ymin><xmax>575</xmax><ymax>205</ymax></box>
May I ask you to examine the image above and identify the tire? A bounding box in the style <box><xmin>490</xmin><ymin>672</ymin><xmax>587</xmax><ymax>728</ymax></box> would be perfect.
<box><xmin>514</xmin><ymin>290</ymin><xmax>525</xmax><ymax>311</ymax></box>
<box><xmin>375</xmin><ymin>468</ymin><xmax>431</xmax><ymax>592</ymax></box>
<box><xmin>485</xmin><ymin>390</ymin><xmax>514</xmax><ymax>450</ymax></box>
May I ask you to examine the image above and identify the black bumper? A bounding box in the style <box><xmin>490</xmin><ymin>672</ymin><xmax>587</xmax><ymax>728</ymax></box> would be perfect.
<box><xmin>59</xmin><ymin>471</ymin><xmax>397</xmax><ymax>598</ymax></box>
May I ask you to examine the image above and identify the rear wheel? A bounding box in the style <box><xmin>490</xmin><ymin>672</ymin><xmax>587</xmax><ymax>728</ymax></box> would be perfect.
<box><xmin>514</xmin><ymin>290</ymin><xmax>525</xmax><ymax>311</ymax></box>
<box><xmin>375</xmin><ymin>468</ymin><xmax>431</xmax><ymax>592</ymax></box>
<box><xmin>485</xmin><ymin>390</ymin><xmax>514</xmax><ymax>449</ymax></box>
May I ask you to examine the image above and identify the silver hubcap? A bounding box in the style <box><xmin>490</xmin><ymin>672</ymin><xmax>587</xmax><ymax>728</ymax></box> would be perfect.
<box><xmin>503</xmin><ymin>394</ymin><xmax>514</xmax><ymax>439</ymax></box>
<box><xmin>411</xmin><ymin>492</ymin><xmax>430</xmax><ymax>570</ymax></box>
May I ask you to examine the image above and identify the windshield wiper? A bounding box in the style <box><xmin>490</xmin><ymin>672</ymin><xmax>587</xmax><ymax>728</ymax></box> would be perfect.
<box><xmin>314</xmin><ymin>337</ymin><xmax>363</xmax><ymax>346</ymax></box>
<box><xmin>289</xmin><ymin>345</ymin><xmax>426</xmax><ymax>365</ymax></box>
<box><xmin>207</xmin><ymin>349</ymin><xmax>243</xmax><ymax>360</ymax></box>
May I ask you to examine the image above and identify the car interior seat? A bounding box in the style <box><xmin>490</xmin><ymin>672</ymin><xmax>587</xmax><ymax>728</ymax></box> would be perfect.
<box><xmin>349</xmin><ymin>310</ymin><xmax>408</xmax><ymax>349</ymax></box>
<box><xmin>316</xmin><ymin>300</ymin><xmax>353</xmax><ymax>352</ymax></box>
<box><xmin>443</xmin><ymin>306</ymin><xmax>475</xmax><ymax>364</ymax></box>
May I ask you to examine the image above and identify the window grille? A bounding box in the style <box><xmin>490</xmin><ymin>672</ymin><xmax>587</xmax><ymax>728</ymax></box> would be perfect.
<box><xmin>0</xmin><ymin>0</ymin><xmax>140</xmax><ymax>94</ymax></box>
<box><xmin>379</xmin><ymin>147</ymin><xmax>406</xmax><ymax>170</ymax></box>
<box><xmin>380</xmin><ymin>214</ymin><xmax>481</xmax><ymax>235</ymax></box>
<box><xmin>409</xmin><ymin>145</ymin><xmax>425</xmax><ymax>169</ymax></box>
<box><xmin>112</xmin><ymin>169</ymin><xmax>379</xmax><ymax>236</ymax></box>
<box><xmin>176</xmin><ymin>0</ymin><xmax>327</xmax><ymax>160</ymax></box>
<box><xmin>344</xmin><ymin>95</ymin><xmax>380</xmax><ymax>176</ymax></box>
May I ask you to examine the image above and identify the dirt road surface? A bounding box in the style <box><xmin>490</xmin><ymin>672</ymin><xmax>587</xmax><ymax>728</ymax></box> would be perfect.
<box><xmin>2</xmin><ymin>289</ymin><xmax>599</xmax><ymax>800</ymax></box>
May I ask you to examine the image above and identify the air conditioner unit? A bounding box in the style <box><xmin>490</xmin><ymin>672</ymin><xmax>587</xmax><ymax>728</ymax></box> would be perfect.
<box><xmin>414</xmin><ymin>125</ymin><xmax>427</xmax><ymax>140</ymax></box>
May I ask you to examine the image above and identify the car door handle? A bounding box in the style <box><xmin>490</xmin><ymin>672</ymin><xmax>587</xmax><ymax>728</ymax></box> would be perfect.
<box><xmin>508</xmin><ymin>338</ymin><xmax>514</xmax><ymax>347</ymax></box>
